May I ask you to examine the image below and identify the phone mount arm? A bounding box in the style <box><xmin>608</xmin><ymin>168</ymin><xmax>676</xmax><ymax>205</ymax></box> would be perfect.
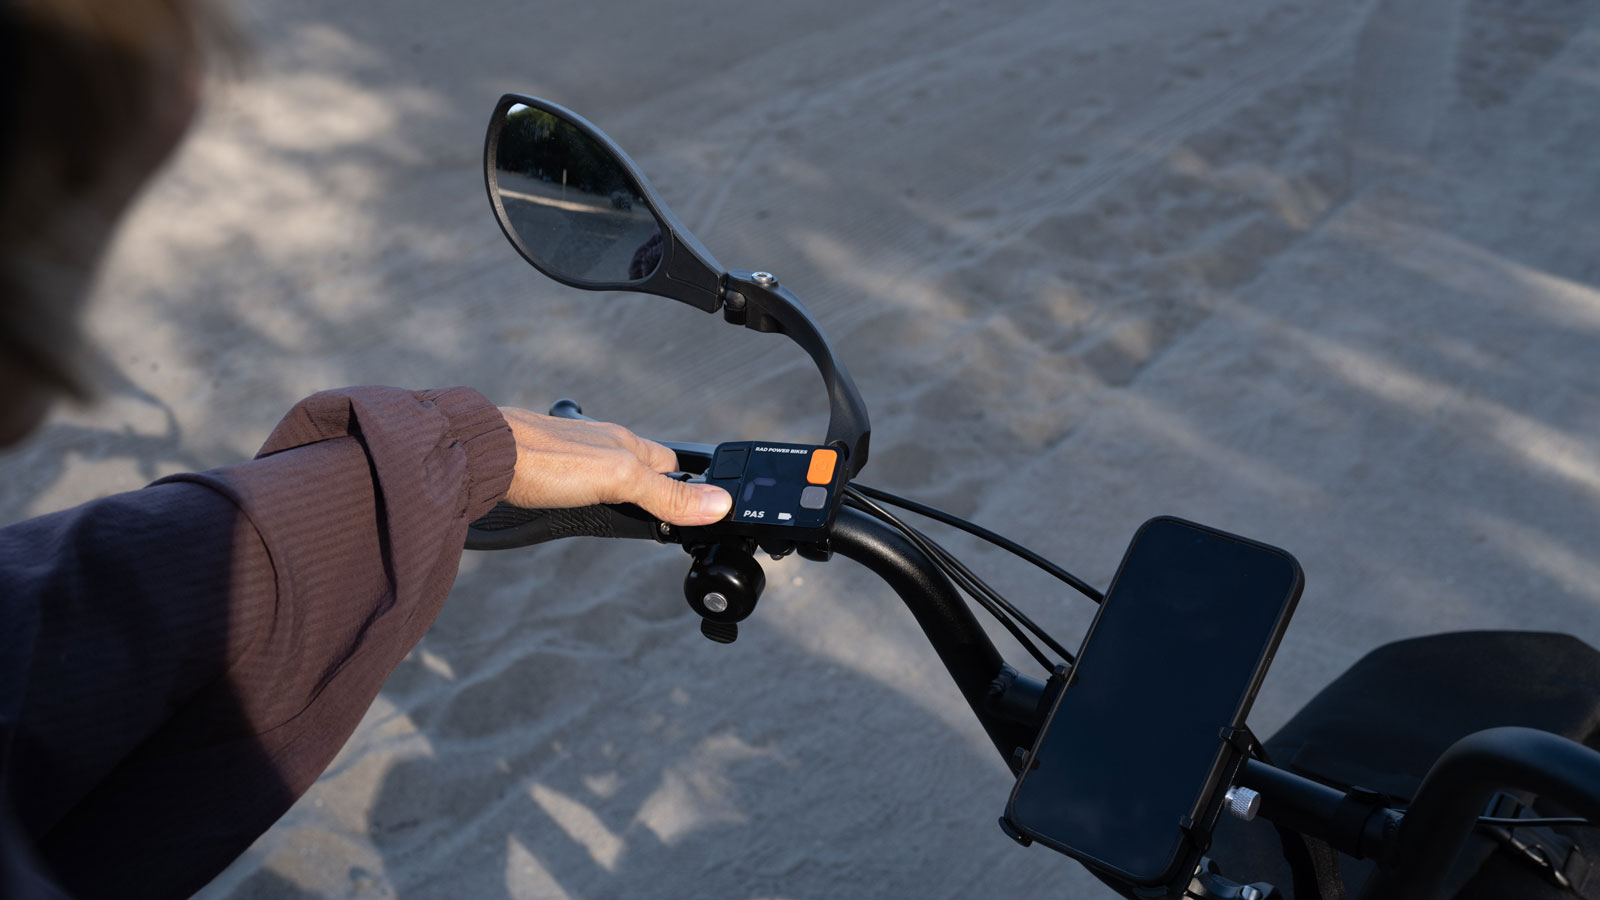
<box><xmin>721</xmin><ymin>269</ymin><xmax>871</xmax><ymax>480</ymax></box>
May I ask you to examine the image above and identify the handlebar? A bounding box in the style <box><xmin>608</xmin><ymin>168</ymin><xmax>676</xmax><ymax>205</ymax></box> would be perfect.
<box><xmin>463</xmin><ymin>399</ymin><xmax>716</xmax><ymax>550</ymax></box>
<box><xmin>467</xmin><ymin>394</ymin><xmax>1051</xmax><ymax>758</ymax></box>
<box><xmin>830</xmin><ymin>506</ymin><xmax>1047</xmax><ymax>763</ymax></box>
<box><xmin>468</xmin><ymin>398</ymin><xmax>1600</xmax><ymax>900</ymax></box>
<box><xmin>467</xmin><ymin>497</ymin><xmax>1049</xmax><ymax>761</ymax></box>
<box><xmin>465</xmin><ymin>502</ymin><xmax>662</xmax><ymax>550</ymax></box>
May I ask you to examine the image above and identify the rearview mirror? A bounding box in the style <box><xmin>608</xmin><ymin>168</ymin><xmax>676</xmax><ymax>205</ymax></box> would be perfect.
<box><xmin>483</xmin><ymin>94</ymin><xmax>871</xmax><ymax>478</ymax></box>
<box><xmin>485</xmin><ymin>95</ymin><xmax>725</xmax><ymax>312</ymax></box>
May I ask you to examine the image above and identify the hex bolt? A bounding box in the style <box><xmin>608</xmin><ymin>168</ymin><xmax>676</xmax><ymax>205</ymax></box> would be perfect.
<box><xmin>702</xmin><ymin>592</ymin><xmax>729</xmax><ymax>613</ymax></box>
<box><xmin>751</xmin><ymin>271</ymin><xmax>777</xmax><ymax>286</ymax></box>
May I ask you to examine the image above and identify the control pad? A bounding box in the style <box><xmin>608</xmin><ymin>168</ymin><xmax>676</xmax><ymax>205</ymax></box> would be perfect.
<box><xmin>703</xmin><ymin>441</ymin><xmax>846</xmax><ymax>540</ymax></box>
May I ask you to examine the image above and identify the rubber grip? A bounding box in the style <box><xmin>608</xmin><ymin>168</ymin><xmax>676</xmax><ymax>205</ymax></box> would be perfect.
<box><xmin>464</xmin><ymin>502</ymin><xmax>660</xmax><ymax>551</ymax></box>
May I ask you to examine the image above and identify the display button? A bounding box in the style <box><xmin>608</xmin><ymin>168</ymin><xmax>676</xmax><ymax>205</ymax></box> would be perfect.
<box><xmin>800</xmin><ymin>485</ymin><xmax>828</xmax><ymax>510</ymax></box>
<box><xmin>806</xmin><ymin>449</ymin><xmax>838</xmax><ymax>485</ymax></box>
<box><xmin>711</xmin><ymin>447</ymin><xmax>749</xmax><ymax>480</ymax></box>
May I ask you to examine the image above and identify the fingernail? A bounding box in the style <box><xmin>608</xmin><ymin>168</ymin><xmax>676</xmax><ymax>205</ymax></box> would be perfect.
<box><xmin>698</xmin><ymin>487</ymin><xmax>732</xmax><ymax>517</ymax></box>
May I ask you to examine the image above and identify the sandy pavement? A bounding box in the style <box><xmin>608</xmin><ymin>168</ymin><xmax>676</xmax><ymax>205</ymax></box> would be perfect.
<box><xmin>5</xmin><ymin>0</ymin><xmax>1599</xmax><ymax>897</ymax></box>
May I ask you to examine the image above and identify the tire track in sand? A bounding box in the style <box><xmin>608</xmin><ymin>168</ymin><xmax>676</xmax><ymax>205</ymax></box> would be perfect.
<box><xmin>1346</xmin><ymin>0</ymin><xmax>1467</xmax><ymax>186</ymax></box>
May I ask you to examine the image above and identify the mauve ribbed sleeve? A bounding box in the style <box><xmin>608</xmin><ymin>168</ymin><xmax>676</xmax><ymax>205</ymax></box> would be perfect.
<box><xmin>0</xmin><ymin>385</ymin><xmax>514</xmax><ymax>900</ymax></box>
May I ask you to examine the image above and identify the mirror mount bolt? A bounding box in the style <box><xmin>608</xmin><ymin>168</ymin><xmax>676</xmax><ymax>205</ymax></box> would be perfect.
<box><xmin>751</xmin><ymin>271</ymin><xmax>778</xmax><ymax>286</ymax></box>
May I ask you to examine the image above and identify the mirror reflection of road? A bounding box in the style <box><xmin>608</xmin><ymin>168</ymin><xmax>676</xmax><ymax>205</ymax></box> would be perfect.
<box><xmin>496</xmin><ymin>171</ymin><xmax>657</xmax><ymax>282</ymax></box>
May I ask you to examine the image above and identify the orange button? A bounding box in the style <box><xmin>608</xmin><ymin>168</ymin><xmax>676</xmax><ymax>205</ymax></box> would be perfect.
<box><xmin>806</xmin><ymin>449</ymin><xmax>838</xmax><ymax>485</ymax></box>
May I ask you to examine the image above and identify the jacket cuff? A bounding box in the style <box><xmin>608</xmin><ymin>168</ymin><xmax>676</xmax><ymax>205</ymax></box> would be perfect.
<box><xmin>422</xmin><ymin>387</ymin><xmax>515</xmax><ymax>519</ymax></box>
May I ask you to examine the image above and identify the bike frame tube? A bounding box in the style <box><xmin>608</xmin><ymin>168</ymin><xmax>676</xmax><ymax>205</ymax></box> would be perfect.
<box><xmin>830</xmin><ymin>507</ymin><xmax>1042</xmax><ymax>765</ymax></box>
<box><xmin>1358</xmin><ymin>726</ymin><xmax>1600</xmax><ymax>900</ymax></box>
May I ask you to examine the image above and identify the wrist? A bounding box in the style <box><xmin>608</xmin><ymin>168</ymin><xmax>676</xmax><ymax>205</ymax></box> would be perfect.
<box><xmin>423</xmin><ymin>387</ymin><xmax>516</xmax><ymax>517</ymax></box>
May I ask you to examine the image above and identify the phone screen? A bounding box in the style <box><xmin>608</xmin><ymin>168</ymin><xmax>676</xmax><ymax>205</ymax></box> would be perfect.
<box><xmin>1005</xmin><ymin>517</ymin><xmax>1302</xmax><ymax>886</ymax></box>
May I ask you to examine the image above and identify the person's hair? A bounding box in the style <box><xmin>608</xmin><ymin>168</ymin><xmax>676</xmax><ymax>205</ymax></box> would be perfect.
<box><xmin>0</xmin><ymin>0</ymin><xmax>237</xmax><ymax>398</ymax></box>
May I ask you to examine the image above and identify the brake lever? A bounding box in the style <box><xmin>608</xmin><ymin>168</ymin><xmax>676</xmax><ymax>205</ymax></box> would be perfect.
<box><xmin>548</xmin><ymin>399</ymin><xmax>714</xmax><ymax>475</ymax></box>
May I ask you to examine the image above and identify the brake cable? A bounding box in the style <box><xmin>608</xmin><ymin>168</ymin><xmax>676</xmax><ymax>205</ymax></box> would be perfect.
<box><xmin>1478</xmin><ymin>816</ymin><xmax>1595</xmax><ymax>828</ymax></box>
<box><xmin>843</xmin><ymin>487</ymin><xmax>1073</xmax><ymax>669</ymax></box>
<box><xmin>848</xmin><ymin>483</ymin><xmax>1104</xmax><ymax>603</ymax></box>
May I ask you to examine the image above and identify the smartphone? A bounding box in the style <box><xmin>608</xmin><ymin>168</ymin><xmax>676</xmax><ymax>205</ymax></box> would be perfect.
<box><xmin>1003</xmin><ymin>516</ymin><xmax>1303</xmax><ymax>889</ymax></box>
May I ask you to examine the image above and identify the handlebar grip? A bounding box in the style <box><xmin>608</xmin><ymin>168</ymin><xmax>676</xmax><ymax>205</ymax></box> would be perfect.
<box><xmin>465</xmin><ymin>502</ymin><xmax>661</xmax><ymax>551</ymax></box>
<box><xmin>548</xmin><ymin>398</ymin><xmax>594</xmax><ymax>421</ymax></box>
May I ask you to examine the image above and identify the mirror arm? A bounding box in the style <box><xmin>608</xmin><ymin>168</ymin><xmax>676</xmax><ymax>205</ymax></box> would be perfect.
<box><xmin>654</xmin><ymin>208</ymin><xmax>727</xmax><ymax>313</ymax></box>
<box><xmin>723</xmin><ymin>271</ymin><xmax>872</xmax><ymax>478</ymax></box>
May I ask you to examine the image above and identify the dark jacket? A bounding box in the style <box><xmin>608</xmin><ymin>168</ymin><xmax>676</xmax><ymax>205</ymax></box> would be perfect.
<box><xmin>0</xmin><ymin>385</ymin><xmax>515</xmax><ymax>899</ymax></box>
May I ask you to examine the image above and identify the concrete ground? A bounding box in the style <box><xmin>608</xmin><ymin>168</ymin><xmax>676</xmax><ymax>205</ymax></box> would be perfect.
<box><xmin>5</xmin><ymin>0</ymin><xmax>1598</xmax><ymax>897</ymax></box>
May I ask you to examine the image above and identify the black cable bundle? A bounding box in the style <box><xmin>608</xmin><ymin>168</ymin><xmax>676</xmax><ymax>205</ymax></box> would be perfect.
<box><xmin>843</xmin><ymin>484</ymin><xmax>1100</xmax><ymax>672</ymax></box>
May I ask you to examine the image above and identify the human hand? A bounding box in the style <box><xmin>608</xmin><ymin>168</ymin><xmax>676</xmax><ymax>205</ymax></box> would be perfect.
<box><xmin>498</xmin><ymin>408</ymin><xmax>732</xmax><ymax>526</ymax></box>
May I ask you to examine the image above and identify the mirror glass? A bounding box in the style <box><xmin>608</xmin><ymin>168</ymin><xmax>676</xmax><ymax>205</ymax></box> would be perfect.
<box><xmin>492</xmin><ymin>103</ymin><xmax>664</xmax><ymax>284</ymax></box>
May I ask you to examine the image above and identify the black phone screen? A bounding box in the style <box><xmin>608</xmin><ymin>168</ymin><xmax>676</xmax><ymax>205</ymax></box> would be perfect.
<box><xmin>1005</xmin><ymin>517</ymin><xmax>1302</xmax><ymax>886</ymax></box>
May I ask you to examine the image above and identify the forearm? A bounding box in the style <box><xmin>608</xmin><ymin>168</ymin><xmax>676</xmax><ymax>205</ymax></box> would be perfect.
<box><xmin>0</xmin><ymin>479</ymin><xmax>276</xmax><ymax>837</ymax></box>
<box><xmin>2</xmin><ymin>385</ymin><xmax>515</xmax><ymax>898</ymax></box>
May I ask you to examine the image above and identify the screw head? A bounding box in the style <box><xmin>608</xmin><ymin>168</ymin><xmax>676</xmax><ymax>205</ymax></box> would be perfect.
<box><xmin>1242</xmin><ymin>887</ymin><xmax>1263</xmax><ymax>900</ymax></box>
<box><xmin>657</xmin><ymin>522</ymin><xmax>673</xmax><ymax>538</ymax></box>
<box><xmin>751</xmin><ymin>271</ymin><xmax>777</xmax><ymax>286</ymax></box>
<box><xmin>702</xmin><ymin>592</ymin><xmax>729</xmax><ymax>613</ymax></box>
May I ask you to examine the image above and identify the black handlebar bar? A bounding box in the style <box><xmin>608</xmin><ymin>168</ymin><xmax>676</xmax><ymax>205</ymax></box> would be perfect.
<box><xmin>830</xmin><ymin>506</ymin><xmax>1047</xmax><ymax>763</ymax></box>
<box><xmin>465</xmin><ymin>422</ymin><xmax>1049</xmax><ymax>763</ymax></box>
<box><xmin>465</xmin><ymin>502</ymin><xmax>662</xmax><ymax>550</ymax></box>
<box><xmin>463</xmin><ymin>399</ymin><xmax>718</xmax><ymax>550</ymax></box>
<box><xmin>466</xmin><ymin>399</ymin><xmax>1600</xmax><ymax>900</ymax></box>
<box><xmin>467</xmin><ymin>497</ymin><xmax>1048</xmax><ymax>762</ymax></box>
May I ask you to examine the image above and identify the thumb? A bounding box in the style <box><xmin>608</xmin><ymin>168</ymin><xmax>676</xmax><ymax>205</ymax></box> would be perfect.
<box><xmin>631</xmin><ymin>472</ymin><xmax>732</xmax><ymax>526</ymax></box>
